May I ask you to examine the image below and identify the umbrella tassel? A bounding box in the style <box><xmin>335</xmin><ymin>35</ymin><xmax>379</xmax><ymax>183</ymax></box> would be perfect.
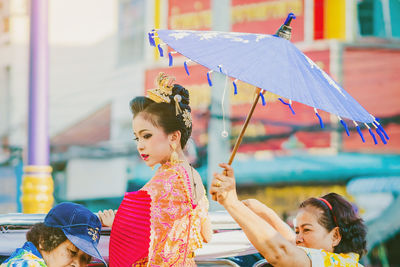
<box><xmin>314</xmin><ymin>108</ymin><xmax>324</xmax><ymax>128</ymax></box>
<box><xmin>375</xmin><ymin>127</ymin><xmax>387</xmax><ymax>145</ymax></box>
<box><xmin>288</xmin><ymin>100</ymin><xmax>295</xmax><ymax>115</ymax></box>
<box><xmin>148</xmin><ymin>32</ymin><xmax>156</xmax><ymax>47</ymax></box>
<box><xmin>372</xmin><ymin>123</ymin><xmax>387</xmax><ymax>145</ymax></box>
<box><xmin>184</xmin><ymin>60</ymin><xmax>190</xmax><ymax>76</ymax></box>
<box><xmin>260</xmin><ymin>91</ymin><xmax>266</xmax><ymax>106</ymax></box>
<box><xmin>207</xmin><ymin>71</ymin><xmax>213</xmax><ymax>86</ymax></box>
<box><xmin>157</xmin><ymin>44</ymin><xmax>164</xmax><ymax>57</ymax></box>
<box><xmin>233</xmin><ymin>79</ymin><xmax>238</xmax><ymax>95</ymax></box>
<box><xmin>340</xmin><ymin>120</ymin><xmax>350</xmax><ymax>136</ymax></box>
<box><xmin>338</xmin><ymin>117</ymin><xmax>349</xmax><ymax>136</ymax></box>
<box><xmin>278</xmin><ymin>98</ymin><xmax>295</xmax><ymax>115</ymax></box>
<box><xmin>365</xmin><ymin>123</ymin><xmax>378</xmax><ymax>145</ymax></box>
<box><xmin>168</xmin><ymin>52</ymin><xmax>176</xmax><ymax>67</ymax></box>
<box><xmin>375</xmin><ymin>122</ymin><xmax>389</xmax><ymax>140</ymax></box>
<box><xmin>316</xmin><ymin>113</ymin><xmax>324</xmax><ymax>128</ymax></box>
<box><xmin>372</xmin><ymin>116</ymin><xmax>389</xmax><ymax>140</ymax></box>
<box><xmin>168</xmin><ymin>52</ymin><xmax>173</xmax><ymax>66</ymax></box>
<box><xmin>357</xmin><ymin>126</ymin><xmax>365</xmax><ymax>143</ymax></box>
<box><xmin>353</xmin><ymin>121</ymin><xmax>365</xmax><ymax>143</ymax></box>
<box><xmin>368</xmin><ymin>129</ymin><xmax>378</xmax><ymax>145</ymax></box>
<box><xmin>370</xmin><ymin>115</ymin><xmax>388</xmax><ymax>144</ymax></box>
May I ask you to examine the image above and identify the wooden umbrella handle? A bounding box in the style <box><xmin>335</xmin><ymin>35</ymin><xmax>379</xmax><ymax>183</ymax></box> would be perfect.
<box><xmin>227</xmin><ymin>87</ymin><xmax>262</xmax><ymax>166</ymax></box>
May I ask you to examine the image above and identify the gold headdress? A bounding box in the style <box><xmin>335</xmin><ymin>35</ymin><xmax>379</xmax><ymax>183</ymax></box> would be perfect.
<box><xmin>147</xmin><ymin>73</ymin><xmax>175</xmax><ymax>104</ymax></box>
<box><xmin>147</xmin><ymin>72</ymin><xmax>192</xmax><ymax>128</ymax></box>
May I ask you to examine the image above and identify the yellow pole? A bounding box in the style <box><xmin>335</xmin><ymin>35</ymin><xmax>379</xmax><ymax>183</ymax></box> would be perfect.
<box><xmin>324</xmin><ymin>0</ymin><xmax>346</xmax><ymax>40</ymax></box>
<box><xmin>153</xmin><ymin>0</ymin><xmax>161</xmax><ymax>60</ymax></box>
<box><xmin>22</xmin><ymin>166</ymin><xmax>54</xmax><ymax>213</ymax></box>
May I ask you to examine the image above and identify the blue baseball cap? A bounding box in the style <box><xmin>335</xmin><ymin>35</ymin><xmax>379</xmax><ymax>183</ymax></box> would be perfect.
<box><xmin>44</xmin><ymin>202</ymin><xmax>107</xmax><ymax>266</ymax></box>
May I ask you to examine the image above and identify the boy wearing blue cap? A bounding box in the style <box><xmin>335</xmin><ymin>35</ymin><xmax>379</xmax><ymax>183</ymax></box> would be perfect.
<box><xmin>1</xmin><ymin>202</ymin><xmax>106</xmax><ymax>267</ymax></box>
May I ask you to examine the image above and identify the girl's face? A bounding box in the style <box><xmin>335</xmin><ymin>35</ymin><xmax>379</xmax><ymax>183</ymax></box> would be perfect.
<box><xmin>132</xmin><ymin>113</ymin><xmax>173</xmax><ymax>167</ymax></box>
<box><xmin>294</xmin><ymin>206</ymin><xmax>340</xmax><ymax>252</ymax></box>
<box><xmin>40</xmin><ymin>239</ymin><xmax>91</xmax><ymax>267</ymax></box>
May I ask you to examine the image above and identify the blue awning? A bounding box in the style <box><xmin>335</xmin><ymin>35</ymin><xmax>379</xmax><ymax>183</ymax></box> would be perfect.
<box><xmin>346</xmin><ymin>176</ymin><xmax>400</xmax><ymax>250</ymax></box>
<box><xmin>347</xmin><ymin>176</ymin><xmax>400</xmax><ymax>194</ymax></box>
<box><xmin>366</xmin><ymin>195</ymin><xmax>400</xmax><ymax>250</ymax></box>
<box><xmin>129</xmin><ymin>153</ymin><xmax>400</xmax><ymax>186</ymax></box>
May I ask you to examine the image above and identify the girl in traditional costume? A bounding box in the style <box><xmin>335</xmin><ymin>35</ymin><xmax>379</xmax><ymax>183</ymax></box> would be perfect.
<box><xmin>102</xmin><ymin>73</ymin><xmax>212</xmax><ymax>267</ymax></box>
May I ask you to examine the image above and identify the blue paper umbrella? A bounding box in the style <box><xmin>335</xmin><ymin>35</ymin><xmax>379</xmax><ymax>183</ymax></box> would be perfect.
<box><xmin>148</xmin><ymin>26</ymin><xmax>389</xmax><ymax>160</ymax></box>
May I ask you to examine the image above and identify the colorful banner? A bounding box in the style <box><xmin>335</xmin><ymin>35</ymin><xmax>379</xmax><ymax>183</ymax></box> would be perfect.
<box><xmin>168</xmin><ymin>0</ymin><xmax>211</xmax><ymax>30</ymax></box>
<box><xmin>342</xmin><ymin>48</ymin><xmax>400</xmax><ymax>152</ymax></box>
<box><xmin>231</xmin><ymin>0</ymin><xmax>304</xmax><ymax>42</ymax></box>
<box><xmin>168</xmin><ymin>0</ymin><xmax>305</xmax><ymax>42</ymax></box>
<box><xmin>313</xmin><ymin>0</ymin><xmax>324</xmax><ymax>39</ymax></box>
<box><xmin>324</xmin><ymin>0</ymin><xmax>346</xmax><ymax>40</ymax></box>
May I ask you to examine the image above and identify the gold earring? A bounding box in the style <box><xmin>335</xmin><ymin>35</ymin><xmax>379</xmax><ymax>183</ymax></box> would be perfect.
<box><xmin>170</xmin><ymin>143</ymin><xmax>179</xmax><ymax>165</ymax></box>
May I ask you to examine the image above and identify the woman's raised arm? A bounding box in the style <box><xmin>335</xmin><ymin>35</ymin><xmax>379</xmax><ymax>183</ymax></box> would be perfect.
<box><xmin>210</xmin><ymin>163</ymin><xmax>310</xmax><ymax>267</ymax></box>
<box><xmin>242</xmin><ymin>199</ymin><xmax>296</xmax><ymax>244</ymax></box>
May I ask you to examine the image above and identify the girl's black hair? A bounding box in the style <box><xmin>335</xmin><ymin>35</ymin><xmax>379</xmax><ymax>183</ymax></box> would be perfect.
<box><xmin>129</xmin><ymin>84</ymin><xmax>192</xmax><ymax>148</ymax></box>
<box><xmin>299</xmin><ymin>192</ymin><xmax>367</xmax><ymax>257</ymax></box>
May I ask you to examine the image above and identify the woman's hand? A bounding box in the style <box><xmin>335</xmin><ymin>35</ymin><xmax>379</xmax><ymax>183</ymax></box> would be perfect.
<box><xmin>210</xmin><ymin>163</ymin><xmax>239</xmax><ymax>207</ymax></box>
<box><xmin>98</xmin><ymin>209</ymin><xmax>116</xmax><ymax>227</ymax></box>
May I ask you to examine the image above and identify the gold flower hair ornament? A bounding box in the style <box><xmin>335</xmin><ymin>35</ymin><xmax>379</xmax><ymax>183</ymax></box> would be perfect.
<box><xmin>174</xmin><ymin>94</ymin><xmax>192</xmax><ymax>129</ymax></box>
<box><xmin>182</xmin><ymin>109</ymin><xmax>192</xmax><ymax>128</ymax></box>
<box><xmin>147</xmin><ymin>72</ymin><xmax>192</xmax><ymax>129</ymax></box>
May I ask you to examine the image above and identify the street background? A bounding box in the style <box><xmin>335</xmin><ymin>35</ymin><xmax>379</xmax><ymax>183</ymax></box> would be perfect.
<box><xmin>0</xmin><ymin>0</ymin><xmax>399</xmax><ymax>265</ymax></box>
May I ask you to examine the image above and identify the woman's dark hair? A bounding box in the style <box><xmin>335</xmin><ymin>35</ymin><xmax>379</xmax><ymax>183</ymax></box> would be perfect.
<box><xmin>130</xmin><ymin>84</ymin><xmax>192</xmax><ymax>148</ymax></box>
<box><xmin>299</xmin><ymin>192</ymin><xmax>367</xmax><ymax>257</ymax></box>
<box><xmin>26</xmin><ymin>223</ymin><xmax>67</xmax><ymax>252</ymax></box>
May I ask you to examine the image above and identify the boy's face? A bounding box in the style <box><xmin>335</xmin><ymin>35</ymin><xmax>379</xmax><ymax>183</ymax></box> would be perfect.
<box><xmin>40</xmin><ymin>239</ymin><xmax>91</xmax><ymax>267</ymax></box>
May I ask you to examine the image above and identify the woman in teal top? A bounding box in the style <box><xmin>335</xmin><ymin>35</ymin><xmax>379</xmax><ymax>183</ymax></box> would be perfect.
<box><xmin>1</xmin><ymin>203</ymin><xmax>106</xmax><ymax>267</ymax></box>
<box><xmin>211</xmin><ymin>164</ymin><xmax>367</xmax><ymax>267</ymax></box>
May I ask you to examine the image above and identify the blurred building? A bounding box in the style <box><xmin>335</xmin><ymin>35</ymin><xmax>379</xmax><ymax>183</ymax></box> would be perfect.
<box><xmin>4</xmin><ymin>0</ymin><xmax>149</xmax><ymax>148</ymax></box>
<box><xmin>0</xmin><ymin>0</ymin><xmax>154</xmax><ymax>207</ymax></box>
<box><xmin>0</xmin><ymin>0</ymin><xmax>10</xmax><ymax>151</ymax></box>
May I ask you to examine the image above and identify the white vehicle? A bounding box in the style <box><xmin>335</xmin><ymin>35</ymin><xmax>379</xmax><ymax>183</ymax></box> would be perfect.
<box><xmin>0</xmin><ymin>211</ymin><xmax>270</xmax><ymax>267</ymax></box>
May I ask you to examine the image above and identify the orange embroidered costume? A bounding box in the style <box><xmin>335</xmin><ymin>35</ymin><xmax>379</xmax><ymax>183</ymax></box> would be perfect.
<box><xmin>109</xmin><ymin>162</ymin><xmax>208</xmax><ymax>266</ymax></box>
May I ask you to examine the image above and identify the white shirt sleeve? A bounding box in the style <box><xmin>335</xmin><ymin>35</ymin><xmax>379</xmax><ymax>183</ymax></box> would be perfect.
<box><xmin>298</xmin><ymin>247</ymin><xmax>325</xmax><ymax>267</ymax></box>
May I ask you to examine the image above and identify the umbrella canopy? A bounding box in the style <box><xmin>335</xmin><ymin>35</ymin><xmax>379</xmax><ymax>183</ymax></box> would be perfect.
<box><xmin>149</xmin><ymin>28</ymin><xmax>389</xmax><ymax>146</ymax></box>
